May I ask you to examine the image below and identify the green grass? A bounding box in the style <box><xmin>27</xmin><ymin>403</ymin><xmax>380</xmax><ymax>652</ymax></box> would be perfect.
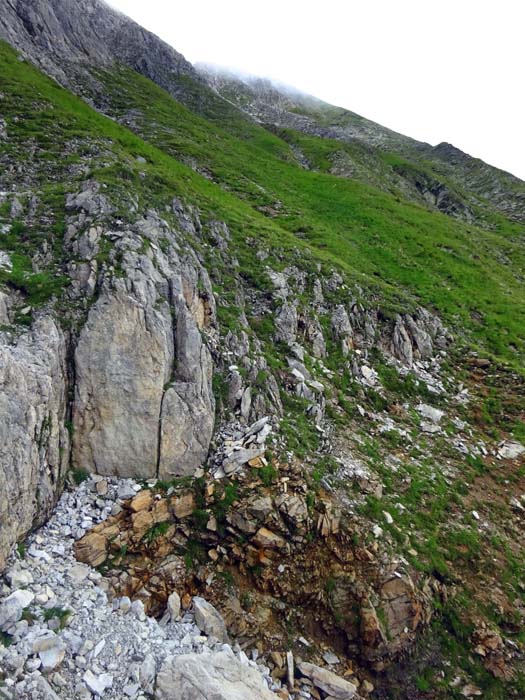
<box><xmin>1</xmin><ymin>41</ymin><xmax>524</xmax><ymax>368</ymax></box>
<box><xmin>42</xmin><ymin>606</ymin><xmax>72</xmax><ymax>629</ymax></box>
<box><xmin>70</xmin><ymin>467</ymin><xmax>89</xmax><ymax>485</ymax></box>
<box><xmin>142</xmin><ymin>521</ymin><xmax>170</xmax><ymax>544</ymax></box>
<box><xmin>92</xmin><ymin>57</ymin><xmax>525</xmax><ymax>368</ymax></box>
<box><xmin>0</xmin><ymin>631</ymin><xmax>13</xmax><ymax>648</ymax></box>
<box><xmin>258</xmin><ymin>464</ymin><xmax>278</xmax><ymax>487</ymax></box>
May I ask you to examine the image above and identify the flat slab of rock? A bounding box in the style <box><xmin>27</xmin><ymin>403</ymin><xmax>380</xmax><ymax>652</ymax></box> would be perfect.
<box><xmin>74</xmin><ymin>532</ymin><xmax>107</xmax><ymax>567</ymax></box>
<box><xmin>192</xmin><ymin>596</ymin><xmax>229</xmax><ymax>643</ymax></box>
<box><xmin>170</xmin><ymin>492</ymin><xmax>194</xmax><ymax>518</ymax></box>
<box><xmin>417</xmin><ymin>403</ymin><xmax>444</xmax><ymax>423</ymax></box>
<box><xmin>297</xmin><ymin>661</ymin><xmax>360</xmax><ymax>699</ymax></box>
<box><xmin>497</xmin><ymin>440</ymin><xmax>525</xmax><ymax>460</ymax></box>
<box><xmin>83</xmin><ymin>669</ymin><xmax>114</xmax><ymax>695</ymax></box>
<box><xmin>128</xmin><ymin>490</ymin><xmax>153</xmax><ymax>512</ymax></box>
<box><xmin>223</xmin><ymin>447</ymin><xmax>266</xmax><ymax>474</ymax></box>
<box><xmin>33</xmin><ymin>634</ymin><xmax>66</xmax><ymax>671</ymax></box>
<box><xmin>156</xmin><ymin>650</ymin><xmax>278</xmax><ymax>699</ymax></box>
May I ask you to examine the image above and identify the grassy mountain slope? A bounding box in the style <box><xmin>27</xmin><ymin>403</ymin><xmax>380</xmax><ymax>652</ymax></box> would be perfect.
<box><xmin>198</xmin><ymin>68</ymin><xmax>525</xmax><ymax>227</ymax></box>
<box><xmin>90</xmin><ymin>62</ymin><xmax>525</xmax><ymax>368</ymax></box>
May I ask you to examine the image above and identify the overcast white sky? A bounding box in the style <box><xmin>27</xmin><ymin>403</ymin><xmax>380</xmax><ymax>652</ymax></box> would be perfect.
<box><xmin>108</xmin><ymin>0</ymin><xmax>525</xmax><ymax>180</ymax></box>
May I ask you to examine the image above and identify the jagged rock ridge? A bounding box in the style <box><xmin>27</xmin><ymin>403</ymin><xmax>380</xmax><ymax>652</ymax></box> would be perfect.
<box><xmin>0</xmin><ymin>0</ymin><xmax>197</xmax><ymax>95</ymax></box>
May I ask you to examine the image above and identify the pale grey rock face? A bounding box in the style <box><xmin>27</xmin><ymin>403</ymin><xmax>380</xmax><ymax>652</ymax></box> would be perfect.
<box><xmin>391</xmin><ymin>316</ymin><xmax>414</xmax><ymax>366</ymax></box>
<box><xmin>0</xmin><ymin>0</ymin><xmax>198</xmax><ymax>97</ymax></box>
<box><xmin>73</xmin><ymin>274</ymin><xmax>214</xmax><ymax>478</ymax></box>
<box><xmin>0</xmin><ymin>317</ymin><xmax>69</xmax><ymax>569</ymax></box>
<box><xmin>159</xmin><ymin>383</ymin><xmax>213</xmax><ymax>479</ymax></box>
<box><xmin>156</xmin><ymin>650</ymin><xmax>278</xmax><ymax>700</ymax></box>
<box><xmin>73</xmin><ymin>290</ymin><xmax>173</xmax><ymax>478</ymax></box>
<box><xmin>387</xmin><ymin>309</ymin><xmax>449</xmax><ymax>366</ymax></box>
<box><xmin>70</xmin><ymin>209</ymin><xmax>215</xmax><ymax>480</ymax></box>
<box><xmin>158</xmin><ymin>301</ymin><xmax>214</xmax><ymax>478</ymax></box>
<box><xmin>274</xmin><ymin>302</ymin><xmax>298</xmax><ymax>345</ymax></box>
<box><xmin>329</xmin><ymin>300</ymin><xmax>451</xmax><ymax>368</ymax></box>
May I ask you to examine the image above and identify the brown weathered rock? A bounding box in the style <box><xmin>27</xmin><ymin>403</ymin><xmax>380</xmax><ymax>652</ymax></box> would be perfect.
<box><xmin>152</xmin><ymin>499</ymin><xmax>170</xmax><ymax>523</ymax></box>
<box><xmin>380</xmin><ymin>575</ymin><xmax>423</xmax><ymax>641</ymax></box>
<box><xmin>248</xmin><ymin>496</ymin><xmax>273</xmax><ymax>521</ymax></box>
<box><xmin>92</xmin><ymin>515</ymin><xmax>120</xmax><ymax>535</ymax></box>
<box><xmin>248</xmin><ymin>455</ymin><xmax>265</xmax><ymax>468</ymax></box>
<box><xmin>360</xmin><ymin>603</ymin><xmax>386</xmax><ymax>648</ymax></box>
<box><xmin>253</xmin><ymin>527</ymin><xmax>287</xmax><ymax>549</ymax></box>
<box><xmin>131</xmin><ymin>510</ymin><xmax>154</xmax><ymax>539</ymax></box>
<box><xmin>228</xmin><ymin>509</ymin><xmax>258</xmax><ymax>534</ymax></box>
<box><xmin>129</xmin><ymin>490</ymin><xmax>153</xmax><ymax>512</ymax></box>
<box><xmin>276</xmin><ymin>493</ymin><xmax>308</xmax><ymax>528</ymax></box>
<box><xmin>170</xmin><ymin>492</ymin><xmax>194</xmax><ymax>518</ymax></box>
<box><xmin>317</xmin><ymin>511</ymin><xmax>340</xmax><ymax>537</ymax></box>
<box><xmin>473</xmin><ymin>627</ymin><xmax>513</xmax><ymax>679</ymax></box>
<box><xmin>74</xmin><ymin>533</ymin><xmax>107</xmax><ymax>567</ymax></box>
<box><xmin>95</xmin><ymin>480</ymin><xmax>108</xmax><ymax>496</ymax></box>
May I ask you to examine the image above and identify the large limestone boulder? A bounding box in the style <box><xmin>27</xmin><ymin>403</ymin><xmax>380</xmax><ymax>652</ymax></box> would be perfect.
<box><xmin>156</xmin><ymin>650</ymin><xmax>278</xmax><ymax>700</ymax></box>
<box><xmin>0</xmin><ymin>317</ymin><xmax>69</xmax><ymax>569</ymax></box>
<box><xmin>73</xmin><ymin>290</ymin><xmax>173</xmax><ymax>478</ymax></box>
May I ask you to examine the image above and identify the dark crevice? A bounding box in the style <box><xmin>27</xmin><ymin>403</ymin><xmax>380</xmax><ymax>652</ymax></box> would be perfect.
<box><xmin>64</xmin><ymin>330</ymin><xmax>77</xmax><ymax>475</ymax></box>
<box><xmin>156</xmin><ymin>279</ymin><xmax>179</xmax><ymax>478</ymax></box>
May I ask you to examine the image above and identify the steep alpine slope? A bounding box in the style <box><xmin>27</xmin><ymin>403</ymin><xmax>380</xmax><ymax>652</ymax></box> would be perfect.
<box><xmin>197</xmin><ymin>65</ymin><xmax>525</xmax><ymax>226</ymax></box>
<box><xmin>0</xmin><ymin>2</ymin><xmax>525</xmax><ymax>699</ymax></box>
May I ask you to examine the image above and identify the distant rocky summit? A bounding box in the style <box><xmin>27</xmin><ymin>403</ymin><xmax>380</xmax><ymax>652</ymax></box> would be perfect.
<box><xmin>0</xmin><ymin>0</ymin><xmax>196</xmax><ymax>91</ymax></box>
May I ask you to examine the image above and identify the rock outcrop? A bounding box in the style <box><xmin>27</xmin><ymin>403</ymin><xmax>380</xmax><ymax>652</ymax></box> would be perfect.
<box><xmin>330</xmin><ymin>302</ymin><xmax>451</xmax><ymax>367</ymax></box>
<box><xmin>66</xmin><ymin>195</ymin><xmax>215</xmax><ymax>480</ymax></box>
<box><xmin>73</xmin><ymin>288</ymin><xmax>174</xmax><ymax>478</ymax></box>
<box><xmin>0</xmin><ymin>317</ymin><xmax>69</xmax><ymax>569</ymax></box>
<box><xmin>1</xmin><ymin>190</ymin><xmax>216</xmax><ymax>564</ymax></box>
